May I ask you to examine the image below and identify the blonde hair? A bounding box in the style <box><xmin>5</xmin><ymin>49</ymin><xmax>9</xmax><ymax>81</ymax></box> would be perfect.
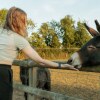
<box><xmin>4</xmin><ymin>7</ymin><xmax>27</xmax><ymax>37</ymax></box>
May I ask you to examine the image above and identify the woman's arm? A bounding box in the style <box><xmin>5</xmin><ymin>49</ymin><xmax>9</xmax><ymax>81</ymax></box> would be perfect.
<box><xmin>22</xmin><ymin>45</ymin><xmax>78</xmax><ymax>70</ymax></box>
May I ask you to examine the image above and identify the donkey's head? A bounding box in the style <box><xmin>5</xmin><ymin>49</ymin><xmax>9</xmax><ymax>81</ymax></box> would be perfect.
<box><xmin>67</xmin><ymin>20</ymin><xmax>100</xmax><ymax>69</ymax></box>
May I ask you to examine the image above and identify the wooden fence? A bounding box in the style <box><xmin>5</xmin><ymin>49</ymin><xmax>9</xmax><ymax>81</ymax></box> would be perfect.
<box><xmin>12</xmin><ymin>59</ymin><xmax>82</xmax><ymax>100</ymax></box>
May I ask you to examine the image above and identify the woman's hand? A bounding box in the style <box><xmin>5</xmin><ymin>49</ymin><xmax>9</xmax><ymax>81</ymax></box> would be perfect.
<box><xmin>61</xmin><ymin>64</ymin><xmax>79</xmax><ymax>71</ymax></box>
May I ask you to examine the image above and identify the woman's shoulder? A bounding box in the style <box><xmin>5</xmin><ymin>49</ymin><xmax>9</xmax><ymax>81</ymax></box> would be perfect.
<box><xmin>0</xmin><ymin>27</ymin><xmax>14</xmax><ymax>35</ymax></box>
<box><xmin>0</xmin><ymin>27</ymin><xmax>3</xmax><ymax>30</ymax></box>
<box><xmin>0</xmin><ymin>27</ymin><xmax>9</xmax><ymax>34</ymax></box>
<box><xmin>13</xmin><ymin>31</ymin><xmax>28</xmax><ymax>43</ymax></box>
<box><xmin>13</xmin><ymin>31</ymin><xmax>25</xmax><ymax>40</ymax></box>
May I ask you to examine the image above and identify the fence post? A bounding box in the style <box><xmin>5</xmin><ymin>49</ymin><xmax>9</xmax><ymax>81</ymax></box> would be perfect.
<box><xmin>28</xmin><ymin>67</ymin><xmax>38</xmax><ymax>100</ymax></box>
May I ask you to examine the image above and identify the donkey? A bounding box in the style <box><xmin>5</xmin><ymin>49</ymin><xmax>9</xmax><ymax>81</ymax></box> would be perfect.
<box><xmin>67</xmin><ymin>20</ymin><xmax>100</xmax><ymax>69</ymax></box>
<box><xmin>20</xmin><ymin>66</ymin><xmax>51</xmax><ymax>100</ymax></box>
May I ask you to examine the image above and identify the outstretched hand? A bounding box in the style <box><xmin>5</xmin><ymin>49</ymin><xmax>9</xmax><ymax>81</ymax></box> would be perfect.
<box><xmin>62</xmin><ymin>64</ymin><xmax>79</xmax><ymax>71</ymax></box>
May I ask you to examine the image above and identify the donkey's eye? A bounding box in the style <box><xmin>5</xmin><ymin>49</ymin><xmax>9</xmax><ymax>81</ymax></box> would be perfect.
<box><xmin>67</xmin><ymin>59</ymin><xmax>72</xmax><ymax>64</ymax></box>
<box><xmin>87</xmin><ymin>45</ymin><xmax>96</xmax><ymax>51</ymax></box>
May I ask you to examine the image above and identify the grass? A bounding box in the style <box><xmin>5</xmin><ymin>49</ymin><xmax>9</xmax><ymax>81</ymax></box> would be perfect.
<box><xmin>50</xmin><ymin>69</ymin><xmax>100</xmax><ymax>100</ymax></box>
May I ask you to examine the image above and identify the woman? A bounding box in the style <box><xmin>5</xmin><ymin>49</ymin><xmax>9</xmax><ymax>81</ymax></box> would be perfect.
<box><xmin>0</xmin><ymin>7</ymin><xmax>78</xmax><ymax>100</ymax></box>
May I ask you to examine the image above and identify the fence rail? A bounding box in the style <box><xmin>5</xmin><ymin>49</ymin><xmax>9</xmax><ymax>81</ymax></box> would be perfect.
<box><xmin>13</xmin><ymin>59</ymin><xmax>100</xmax><ymax>72</ymax></box>
<box><xmin>13</xmin><ymin>83</ymin><xmax>82</xmax><ymax>100</ymax></box>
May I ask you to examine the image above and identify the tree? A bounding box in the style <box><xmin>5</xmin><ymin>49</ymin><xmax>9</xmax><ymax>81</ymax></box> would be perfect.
<box><xmin>0</xmin><ymin>9</ymin><xmax>7</xmax><ymax>27</ymax></box>
<box><xmin>28</xmin><ymin>32</ymin><xmax>47</xmax><ymax>48</ymax></box>
<box><xmin>39</xmin><ymin>22</ymin><xmax>61</xmax><ymax>48</ymax></box>
<box><xmin>27</xmin><ymin>19</ymin><xmax>35</xmax><ymax>36</ymax></box>
<box><xmin>74</xmin><ymin>21</ymin><xmax>91</xmax><ymax>47</ymax></box>
<box><xmin>60</xmin><ymin>15</ymin><xmax>75</xmax><ymax>48</ymax></box>
<box><xmin>49</xmin><ymin>20</ymin><xmax>65</xmax><ymax>39</ymax></box>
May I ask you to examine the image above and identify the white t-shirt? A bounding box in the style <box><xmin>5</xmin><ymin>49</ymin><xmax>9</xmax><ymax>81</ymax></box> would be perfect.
<box><xmin>0</xmin><ymin>28</ymin><xmax>30</xmax><ymax>65</ymax></box>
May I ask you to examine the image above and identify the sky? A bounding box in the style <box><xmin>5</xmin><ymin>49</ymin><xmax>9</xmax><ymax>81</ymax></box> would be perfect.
<box><xmin>0</xmin><ymin>0</ymin><xmax>100</xmax><ymax>30</ymax></box>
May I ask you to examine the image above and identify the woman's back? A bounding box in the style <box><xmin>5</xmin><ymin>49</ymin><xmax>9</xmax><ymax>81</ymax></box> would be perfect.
<box><xmin>0</xmin><ymin>28</ymin><xmax>29</xmax><ymax>65</ymax></box>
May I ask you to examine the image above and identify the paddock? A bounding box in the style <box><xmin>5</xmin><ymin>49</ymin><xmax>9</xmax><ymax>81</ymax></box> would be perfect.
<box><xmin>12</xmin><ymin>59</ymin><xmax>100</xmax><ymax>100</ymax></box>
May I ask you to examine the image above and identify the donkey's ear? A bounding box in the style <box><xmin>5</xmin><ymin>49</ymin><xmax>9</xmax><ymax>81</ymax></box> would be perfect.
<box><xmin>84</xmin><ymin>23</ymin><xmax>100</xmax><ymax>37</ymax></box>
<box><xmin>95</xmin><ymin>19</ymin><xmax>100</xmax><ymax>33</ymax></box>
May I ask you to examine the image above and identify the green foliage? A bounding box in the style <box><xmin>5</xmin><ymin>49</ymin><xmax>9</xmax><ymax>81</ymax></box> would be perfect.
<box><xmin>74</xmin><ymin>21</ymin><xmax>91</xmax><ymax>47</ymax></box>
<box><xmin>27</xmin><ymin>19</ymin><xmax>35</xmax><ymax>30</ymax></box>
<box><xmin>59</xmin><ymin>16</ymin><xmax>91</xmax><ymax>48</ymax></box>
<box><xmin>49</xmin><ymin>20</ymin><xmax>65</xmax><ymax>38</ymax></box>
<box><xmin>28</xmin><ymin>32</ymin><xmax>47</xmax><ymax>48</ymax></box>
<box><xmin>0</xmin><ymin>9</ymin><xmax>7</xmax><ymax>27</ymax></box>
<box><xmin>61</xmin><ymin>15</ymin><xmax>75</xmax><ymax>48</ymax></box>
<box><xmin>26</xmin><ymin>19</ymin><xmax>35</xmax><ymax>36</ymax></box>
<box><xmin>38</xmin><ymin>22</ymin><xmax>61</xmax><ymax>48</ymax></box>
